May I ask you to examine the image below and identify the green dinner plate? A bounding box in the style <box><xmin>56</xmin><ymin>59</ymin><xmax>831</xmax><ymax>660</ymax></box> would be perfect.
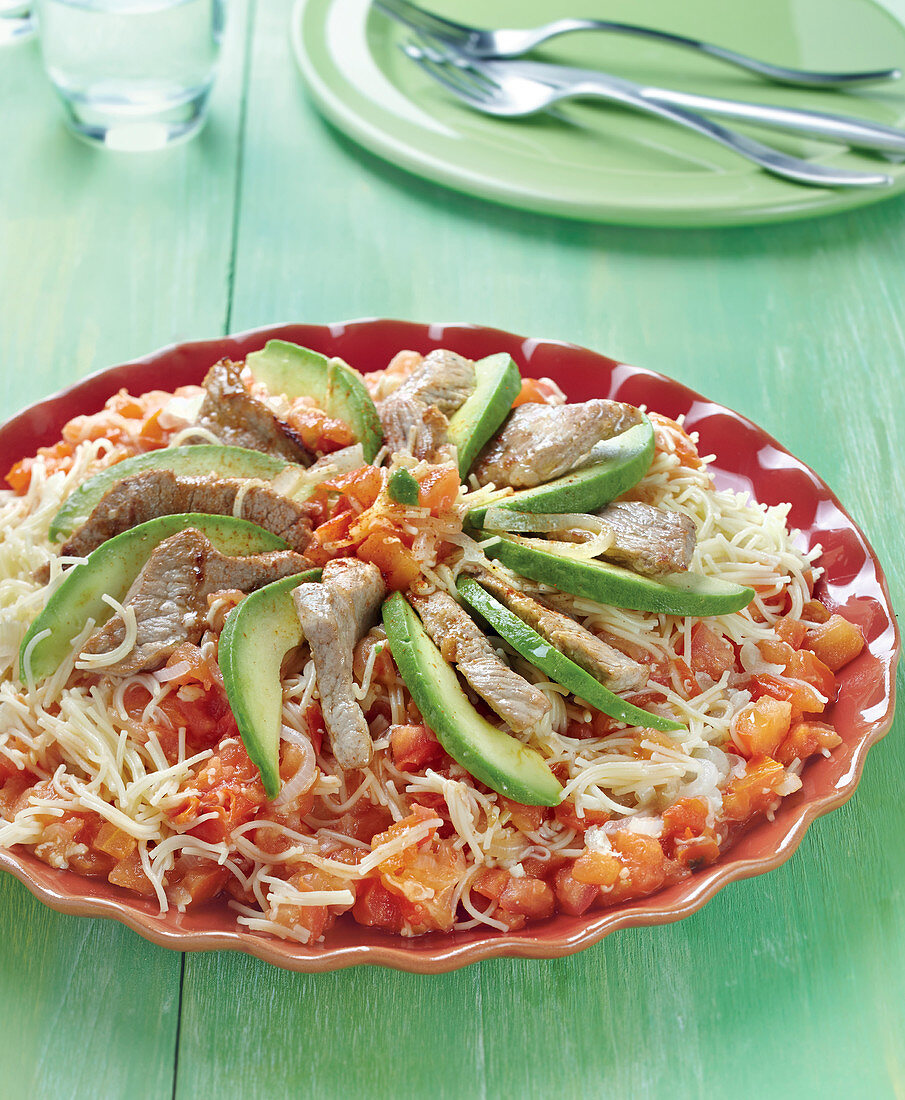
<box><xmin>291</xmin><ymin>0</ymin><xmax>905</xmax><ymax>226</ymax></box>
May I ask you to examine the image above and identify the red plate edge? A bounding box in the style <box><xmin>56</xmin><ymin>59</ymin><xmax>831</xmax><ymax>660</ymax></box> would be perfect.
<box><xmin>0</xmin><ymin>318</ymin><xmax>898</xmax><ymax>974</ymax></box>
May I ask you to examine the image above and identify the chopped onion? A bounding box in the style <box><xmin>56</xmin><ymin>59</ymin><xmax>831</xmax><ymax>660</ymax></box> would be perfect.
<box><xmin>272</xmin><ymin>444</ymin><xmax>366</xmax><ymax>502</ymax></box>
<box><xmin>274</xmin><ymin>724</ymin><xmax>317</xmax><ymax>806</ymax></box>
<box><xmin>482</xmin><ymin>507</ymin><xmax>609</xmax><ymax>535</ymax></box>
<box><xmin>154</xmin><ymin>660</ymin><xmax>192</xmax><ymax>683</ymax></box>
<box><xmin>512</xmin><ymin>532</ymin><xmax>615</xmax><ymax>560</ymax></box>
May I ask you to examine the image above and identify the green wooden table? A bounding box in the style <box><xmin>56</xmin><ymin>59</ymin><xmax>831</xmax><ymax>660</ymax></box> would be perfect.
<box><xmin>1</xmin><ymin>3</ymin><xmax>903</xmax><ymax>1097</ymax></box>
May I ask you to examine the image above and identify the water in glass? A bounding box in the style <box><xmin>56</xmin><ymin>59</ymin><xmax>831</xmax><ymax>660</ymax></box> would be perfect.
<box><xmin>37</xmin><ymin>0</ymin><xmax>225</xmax><ymax>150</ymax></box>
<box><xmin>0</xmin><ymin>1</ymin><xmax>35</xmax><ymax>44</ymax></box>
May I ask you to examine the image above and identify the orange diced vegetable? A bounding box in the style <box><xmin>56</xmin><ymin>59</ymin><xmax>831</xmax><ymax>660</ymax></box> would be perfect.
<box><xmin>357</xmin><ymin>532</ymin><xmax>421</xmax><ymax>590</ymax></box>
<box><xmin>689</xmin><ymin>624</ymin><xmax>736</xmax><ymax>681</ymax></box>
<box><xmin>553</xmin><ymin>866</ymin><xmax>599</xmax><ymax>916</ymax></box>
<box><xmin>498</xmin><ymin>876</ymin><xmax>556</xmax><ymax>920</ymax></box>
<box><xmin>93</xmin><ymin>822</ymin><xmax>138</xmax><ymax>860</ymax></box>
<box><xmin>572</xmin><ymin>849</ymin><xmax>623</xmax><ymax>888</ymax></box>
<box><xmin>732</xmin><ymin>697</ymin><xmax>793</xmax><ymax>757</ymax></box>
<box><xmin>775</xmin><ymin>719</ymin><xmax>843</xmax><ymax>766</ymax></box>
<box><xmin>805</xmin><ymin>615</ymin><xmax>866</xmax><ymax>671</ymax></box>
<box><xmin>721</xmin><ymin>756</ymin><xmax>787</xmax><ymax>824</ymax></box>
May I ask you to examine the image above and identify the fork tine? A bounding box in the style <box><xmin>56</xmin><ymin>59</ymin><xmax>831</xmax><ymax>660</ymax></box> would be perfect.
<box><xmin>406</xmin><ymin>50</ymin><xmax>493</xmax><ymax>106</ymax></box>
<box><xmin>372</xmin><ymin>0</ymin><xmax>470</xmax><ymax>44</ymax></box>
<box><xmin>406</xmin><ymin>31</ymin><xmax>502</xmax><ymax>94</ymax></box>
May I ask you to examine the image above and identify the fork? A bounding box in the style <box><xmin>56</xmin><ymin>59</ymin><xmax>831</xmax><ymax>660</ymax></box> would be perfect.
<box><xmin>375</xmin><ymin>0</ymin><xmax>902</xmax><ymax>87</ymax></box>
<box><xmin>406</xmin><ymin>51</ymin><xmax>894</xmax><ymax>189</ymax></box>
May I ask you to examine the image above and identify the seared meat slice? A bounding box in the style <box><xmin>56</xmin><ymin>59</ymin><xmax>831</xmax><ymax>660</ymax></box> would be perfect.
<box><xmin>474</xmin><ymin>400</ymin><xmax>642</xmax><ymax>489</ymax></box>
<box><xmin>195</xmin><ymin>359</ymin><xmax>314</xmax><ymax>465</ymax></box>
<box><xmin>476</xmin><ymin>572</ymin><xmax>648</xmax><ymax>693</ymax></box>
<box><xmin>409</xmin><ymin>589</ymin><xmax>550</xmax><ymax>733</ymax></box>
<box><xmin>80</xmin><ymin>528</ymin><xmax>311</xmax><ymax>675</ymax></box>
<box><xmin>61</xmin><ymin>469</ymin><xmax>314</xmax><ymax>557</ymax></box>
<box><xmin>598</xmin><ymin>502</ymin><xmax>696</xmax><ymax>575</ymax></box>
<box><xmin>292</xmin><ymin>559</ymin><xmax>386</xmax><ymax>769</ymax></box>
<box><xmin>378</xmin><ymin>349</ymin><xmax>476</xmax><ymax>459</ymax></box>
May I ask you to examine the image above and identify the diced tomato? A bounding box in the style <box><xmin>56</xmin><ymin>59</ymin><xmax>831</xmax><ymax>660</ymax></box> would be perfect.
<box><xmin>672</xmin><ymin>834</ymin><xmax>721</xmax><ymax>870</ymax></box>
<box><xmin>498</xmin><ymin>876</ymin><xmax>555</xmax><ymax>920</ymax></box>
<box><xmin>805</xmin><ymin>615</ymin><xmax>866</xmax><ymax>672</ymax></box>
<box><xmin>721</xmin><ymin>756</ymin><xmax>787</xmax><ymax>824</ymax></box>
<box><xmin>553</xmin><ymin>801</ymin><xmax>610</xmax><ymax>833</ymax></box>
<box><xmin>604</xmin><ymin>832</ymin><xmax>669</xmax><ymax>903</ymax></box>
<box><xmin>775</xmin><ymin>719</ymin><xmax>843</xmax><ymax>766</ymax></box>
<box><xmin>161</xmin><ymin>642</ymin><xmax>222</xmax><ymax>692</ymax></box>
<box><xmin>553</xmin><ymin>865</ymin><xmax>599</xmax><ymax>916</ymax></box>
<box><xmin>5</xmin><ymin>441</ymin><xmax>75</xmax><ymax>494</ymax></box>
<box><xmin>285</xmin><ymin>402</ymin><xmax>356</xmax><ymax>454</ymax></box>
<box><xmin>108</xmin><ymin>849</ymin><xmax>156</xmax><ymax>897</ymax></box>
<box><xmin>511</xmin><ymin>377</ymin><xmax>562</xmax><ymax>407</ymax></box>
<box><xmin>775</xmin><ymin>617</ymin><xmax>808</xmax><ymax>649</ymax></box>
<box><xmin>572</xmin><ymin>848</ymin><xmax>623</xmax><ymax>887</ymax></box>
<box><xmin>305</xmin><ymin>703</ymin><xmax>326</xmax><ymax>757</ymax></box>
<box><xmin>170</xmin><ymin>855</ymin><xmax>230</xmax><ymax>907</ymax></box>
<box><xmin>93</xmin><ymin>821</ymin><xmax>138</xmax><ymax>860</ymax></box>
<box><xmin>661</xmin><ymin>798</ymin><xmax>709</xmax><ymax>840</ymax></box>
<box><xmin>371</xmin><ymin>804</ymin><xmax>439</xmax><ymax>873</ymax></box>
<box><xmin>334</xmin><ymin>800</ymin><xmax>394</xmax><ymax>844</ymax></box>
<box><xmin>175</xmin><ymin>740</ymin><xmax>266</xmax><ymax>844</ymax></box>
<box><xmin>323</xmin><ymin>466</ymin><xmax>384</xmax><ymax>510</ymax></box>
<box><xmin>352</xmin><ymin>878</ymin><xmax>406</xmax><ymax>933</ymax></box>
<box><xmin>307</xmin><ymin>510</ymin><xmax>356</xmax><ymax>564</ymax></box>
<box><xmin>785</xmin><ymin>649</ymin><xmax>836</xmax><ymax>700</ymax></box>
<box><xmin>390</xmin><ymin>724</ymin><xmax>446</xmax><ymax>773</ymax></box>
<box><xmin>750</xmin><ymin>673</ymin><xmax>826</xmax><ymax>717</ymax></box>
<box><xmin>648</xmin><ymin>412</ymin><xmax>703</xmax><ymax>469</ymax></box>
<box><xmin>802</xmin><ymin>599</ymin><xmax>832</xmax><ymax>624</ymax></box>
<box><xmin>357</xmin><ymin>532</ymin><xmax>421</xmax><ymax>590</ymax></box>
<box><xmin>689</xmin><ymin>624</ymin><xmax>736</xmax><ymax>681</ymax></box>
<box><xmin>731</xmin><ymin>697</ymin><xmax>793</xmax><ymax>758</ymax></box>
<box><xmin>473</xmin><ymin>866</ymin><xmax>510</xmax><ymax>901</ymax></box>
<box><xmin>499</xmin><ymin>797</ymin><xmax>546</xmax><ymax>833</ymax></box>
<box><xmin>417</xmin><ymin>465</ymin><xmax>460</xmax><ymax>514</ymax></box>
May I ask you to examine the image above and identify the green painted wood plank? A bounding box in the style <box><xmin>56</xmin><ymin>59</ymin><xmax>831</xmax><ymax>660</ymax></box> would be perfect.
<box><xmin>0</xmin><ymin>3</ymin><xmax>252</xmax><ymax>1097</ymax></box>
<box><xmin>173</xmin><ymin>3</ymin><xmax>905</xmax><ymax>1099</ymax></box>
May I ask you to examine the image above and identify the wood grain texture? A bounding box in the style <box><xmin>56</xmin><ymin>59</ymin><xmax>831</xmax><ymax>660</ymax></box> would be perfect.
<box><xmin>2</xmin><ymin>0</ymin><xmax>904</xmax><ymax>1096</ymax></box>
<box><xmin>0</xmin><ymin>4</ymin><xmax>251</xmax><ymax>1098</ymax></box>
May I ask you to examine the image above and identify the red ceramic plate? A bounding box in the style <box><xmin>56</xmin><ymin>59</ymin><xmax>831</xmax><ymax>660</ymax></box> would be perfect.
<box><xmin>0</xmin><ymin>320</ymin><xmax>898</xmax><ymax>973</ymax></box>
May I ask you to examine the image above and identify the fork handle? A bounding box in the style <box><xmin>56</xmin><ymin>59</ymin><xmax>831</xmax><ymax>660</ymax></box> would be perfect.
<box><xmin>553</xmin><ymin>78</ymin><xmax>892</xmax><ymax>188</ymax></box>
<box><xmin>508</xmin><ymin>19</ymin><xmax>901</xmax><ymax>87</ymax></box>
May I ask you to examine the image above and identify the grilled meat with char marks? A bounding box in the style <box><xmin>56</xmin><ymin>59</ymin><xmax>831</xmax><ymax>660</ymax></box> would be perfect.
<box><xmin>292</xmin><ymin>559</ymin><xmax>387</xmax><ymax>770</ymax></box>
<box><xmin>60</xmin><ymin>469</ymin><xmax>314</xmax><ymax>558</ymax></box>
<box><xmin>80</xmin><ymin>528</ymin><xmax>311</xmax><ymax>675</ymax></box>
<box><xmin>409</xmin><ymin>589</ymin><xmax>551</xmax><ymax>733</ymax></box>
<box><xmin>474</xmin><ymin>400</ymin><xmax>643</xmax><ymax>489</ymax></box>
<box><xmin>195</xmin><ymin>359</ymin><xmax>314</xmax><ymax>464</ymax></box>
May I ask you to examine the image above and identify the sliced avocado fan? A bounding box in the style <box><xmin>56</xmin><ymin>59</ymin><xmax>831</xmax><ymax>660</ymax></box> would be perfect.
<box><xmin>382</xmin><ymin>592</ymin><xmax>562</xmax><ymax>806</ymax></box>
<box><xmin>466</xmin><ymin>417</ymin><xmax>654</xmax><ymax>526</ymax></box>
<box><xmin>484</xmin><ymin>533</ymin><xmax>754</xmax><ymax>616</ymax></box>
<box><xmin>19</xmin><ymin>514</ymin><xmax>288</xmax><ymax>686</ymax></box>
<box><xmin>245</xmin><ymin>340</ymin><xmax>383</xmax><ymax>462</ymax></box>
<box><xmin>49</xmin><ymin>444</ymin><xmax>290</xmax><ymax>543</ymax></box>
<box><xmin>456</xmin><ymin>577</ymin><xmax>684</xmax><ymax>734</ymax></box>
<box><xmin>219</xmin><ymin>570</ymin><xmax>322</xmax><ymax>799</ymax></box>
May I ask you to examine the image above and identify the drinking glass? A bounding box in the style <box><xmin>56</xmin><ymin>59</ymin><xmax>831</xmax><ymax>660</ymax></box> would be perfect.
<box><xmin>0</xmin><ymin>1</ymin><xmax>35</xmax><ymax>43</ymax></box>
<box><xmin>36</xmin><ymin>0</ymin><xmax>226</xmax><ymax>150</ymax></box>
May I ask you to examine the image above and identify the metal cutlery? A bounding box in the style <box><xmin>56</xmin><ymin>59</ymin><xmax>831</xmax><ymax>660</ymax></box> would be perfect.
<box><xmin>408</xmin><ymin>48</ymin><xmax>905</xmax><ymax>157</ymax></box>
<box><xmin>375</xmin><ymin>0</ymin><xmax>902</xmax><ymax>86</ymax></box>
<box><xmin>404</xmin><ymin>49</ymin><xmax>894</xmax><ymax>189</ymax></box>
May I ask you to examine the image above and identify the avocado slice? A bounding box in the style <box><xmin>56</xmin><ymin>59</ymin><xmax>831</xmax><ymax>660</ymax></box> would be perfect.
<box><xmin>456</xmin><ymin>577</ymin><xmax>684</xmax><ymax>733</ymax></box>
<box><xmin>49</xmin><ymin>445</ymin><xmax>291</xmax><ymax>543</ymax></box>
<box><xmin>485</xmin><ymin>534</ymin><xmax>754</xmax><ymax>616</ymax></box>
<box><xmin>20</xmin><ymin>514</ymin><xmax>288</xmax><ymax>686</ymax></box>
<box><xmin>245</xmin><ymin>340</ymin><xmax>383</xmax><ymax>462</ymax></box>
<box><xmin>382</xmin><ymin>592</ymin><xmax>562</xmax><ymax>806</ymax></box>
<box><xmin>466</xmin><ymin>417</ymin><xmax>654</xmax><ymax>526</ymax></box>
<box><xmin>387</xmin><ymin>468</ymin><xmax>420</xmax><ymax>505</ymax></box>
<box><xmin>446</xmin><ymin>353</ymin><xmax>521</xmax><ymax>478</ymax></box>
<box><xmin>218</xmin><ymin>569</ymin><xmax>322</xmax><ymax>799</ymax></box>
